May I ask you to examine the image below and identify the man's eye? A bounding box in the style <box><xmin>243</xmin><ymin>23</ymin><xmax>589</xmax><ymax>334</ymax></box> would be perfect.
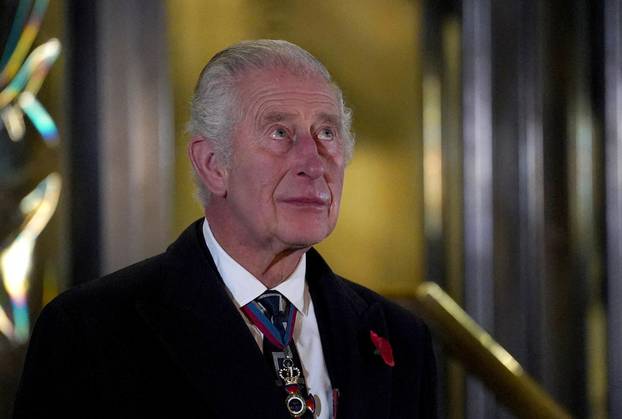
<box><xmin>270</xmin><ymin>128</ymin><xmax>288</xmax><ymax>140</ymax></box>
<box><xmin>317</xmin><ymin>128</ymin><xmax>335</xmax><ymax>141</ymax></box>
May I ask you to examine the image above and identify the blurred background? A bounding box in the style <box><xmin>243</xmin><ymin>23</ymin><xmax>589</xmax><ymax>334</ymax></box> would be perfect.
<box><xmin>0</xmin><ymin>0</ymin><xmax>619</xmax><ymax>418</ymax></box>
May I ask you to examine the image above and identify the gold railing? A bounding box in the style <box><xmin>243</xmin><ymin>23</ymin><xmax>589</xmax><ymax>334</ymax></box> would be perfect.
<box><xmin>413</xmin><ymin>282</ymin><xmax>573</xmax><ymax>419</ymax></box>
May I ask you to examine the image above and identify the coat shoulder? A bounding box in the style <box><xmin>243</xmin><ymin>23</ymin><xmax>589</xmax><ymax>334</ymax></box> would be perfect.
<box><xmin>45</xmin><ymin>252</ymin><xmax>166</xmax><ymax>324</ymax></box>
<box><xmin>48</xmin><ymin>219</ymin><xmax>206</xmax><ymax>317</ymax></box>
<box><xmin>338</xmin><ymin>276</ymin><xmax>425</xmax><ymax>324</ymax></box>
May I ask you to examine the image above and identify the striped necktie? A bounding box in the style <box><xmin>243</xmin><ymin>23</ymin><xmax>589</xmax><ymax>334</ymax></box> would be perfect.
<box><xmin>242</xmin><ymin>291</ymin><xmax>315</xmax><ymax>418</ymax></box>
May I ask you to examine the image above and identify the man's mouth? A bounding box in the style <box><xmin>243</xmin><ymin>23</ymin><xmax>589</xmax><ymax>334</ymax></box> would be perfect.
<box><xmin>279</xmin><ymin>195</ymin><xmax>330</xmax><ymax>208</ymax></box>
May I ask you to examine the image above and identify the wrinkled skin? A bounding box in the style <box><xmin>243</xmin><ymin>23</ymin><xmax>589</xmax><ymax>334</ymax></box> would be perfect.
<box><xmin>190</xmin><ymin>67</ymin><xmax>347</xmax><ymax>286</ymax></box>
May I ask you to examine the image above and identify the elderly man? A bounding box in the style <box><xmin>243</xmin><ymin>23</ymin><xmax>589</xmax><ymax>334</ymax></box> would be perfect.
<box><xmin>13</xmin><ymin>40</ymin><xmax>436</xmax><ymax>419</ymax></box>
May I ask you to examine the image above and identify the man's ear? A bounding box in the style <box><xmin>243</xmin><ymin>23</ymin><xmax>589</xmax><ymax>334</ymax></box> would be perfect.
<box><xmin>188</xmin><ymin>137</ymin><xmax>228</xmax><ymax>197</ymax></box>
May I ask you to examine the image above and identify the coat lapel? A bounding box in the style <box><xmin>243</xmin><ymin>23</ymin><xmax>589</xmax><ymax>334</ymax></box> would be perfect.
<box><xmin>306</xmin><ymin>249</ymin><xmax>393</xmax><ymax>419</ymax></box>
<box><xmin>135</xmin><ymin>220</ymin><xmax>290</xmax><ymax>419</ymax></box>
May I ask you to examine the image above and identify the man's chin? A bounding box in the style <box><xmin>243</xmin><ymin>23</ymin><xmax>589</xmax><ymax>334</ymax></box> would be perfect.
<box><xmin>279</xmin><ymin>228</ymin><xmax>333</xmax><ymax>250</ymax></box>
<box><xmin>275</xmin><ymin>215</ymin><xmax>337</xmax><ymax>248</ymax></box>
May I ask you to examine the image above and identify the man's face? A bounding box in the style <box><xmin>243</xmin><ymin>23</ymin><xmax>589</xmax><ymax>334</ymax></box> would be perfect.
<box><xmin>219</xmin><ymin>68</ymin><xmax>346</xmax><ymax>253</ymax></box>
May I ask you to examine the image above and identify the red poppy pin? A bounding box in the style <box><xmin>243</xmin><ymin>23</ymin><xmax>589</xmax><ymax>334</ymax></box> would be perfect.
<box><xmin>370</xmin><ymin>330</ymin><xmax>395</xmax><ymax>367</ymax></box>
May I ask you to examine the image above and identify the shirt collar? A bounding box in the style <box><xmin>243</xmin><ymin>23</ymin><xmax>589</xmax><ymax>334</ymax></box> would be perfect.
<box><xmin>202</xmin><ymin>218</ymin><xmax>307</xmax><ymax>314</ymax></box>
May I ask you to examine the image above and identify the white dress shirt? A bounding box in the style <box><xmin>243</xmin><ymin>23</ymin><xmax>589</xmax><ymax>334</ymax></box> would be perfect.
<box><xmin>202</xmin><ymin>219</ymin><xmax>333</xmax><ymax>419</ymax></box>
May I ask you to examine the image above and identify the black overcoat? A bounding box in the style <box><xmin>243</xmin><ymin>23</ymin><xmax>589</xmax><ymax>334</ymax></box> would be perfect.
<box><xmin>13</xmin><ymin>220</ymin><xmax>437</xmax><ymax>418</ymax></box>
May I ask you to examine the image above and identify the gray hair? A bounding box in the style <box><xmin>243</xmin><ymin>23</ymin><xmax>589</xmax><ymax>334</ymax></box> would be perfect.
<box><xmin>187</xmin><ymin>39</ymin><xmax>354</xmax><ymax>206</ymax></box>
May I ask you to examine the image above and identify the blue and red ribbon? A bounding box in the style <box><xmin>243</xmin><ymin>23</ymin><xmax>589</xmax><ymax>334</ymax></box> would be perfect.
<box><xmin>241</xmin><ymin>300</ymin><xmax>297</xmax><ymax>350</ymax></box>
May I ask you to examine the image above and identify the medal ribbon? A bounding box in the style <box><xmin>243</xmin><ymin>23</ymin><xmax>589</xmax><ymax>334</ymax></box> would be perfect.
<box><xmin>241</xmin><ymin>298</ymin><xmax>297</xmax><ymax>350</ymax></box>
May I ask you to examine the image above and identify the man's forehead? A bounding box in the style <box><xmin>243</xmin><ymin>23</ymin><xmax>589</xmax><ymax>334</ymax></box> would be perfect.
<box><xmin>233</xmin><ymin>69</ymin><xmax>339</xmax><ymax>123</ymax></box>
<box><xmin>259</xmin><ymin>110</ymin><xmax>340</xmax><ymax>125</ymax></box>
<box><xmin>237</xmin><ymin>67</ymin><xmax>336</xmax><ymax>100</ymax></box>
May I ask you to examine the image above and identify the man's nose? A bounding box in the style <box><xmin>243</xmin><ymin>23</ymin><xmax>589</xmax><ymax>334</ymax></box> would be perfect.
<box><xmin>293</xmin><ymin>133</ymin><xmax>324</xmax><ymax>179</ymax></box>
